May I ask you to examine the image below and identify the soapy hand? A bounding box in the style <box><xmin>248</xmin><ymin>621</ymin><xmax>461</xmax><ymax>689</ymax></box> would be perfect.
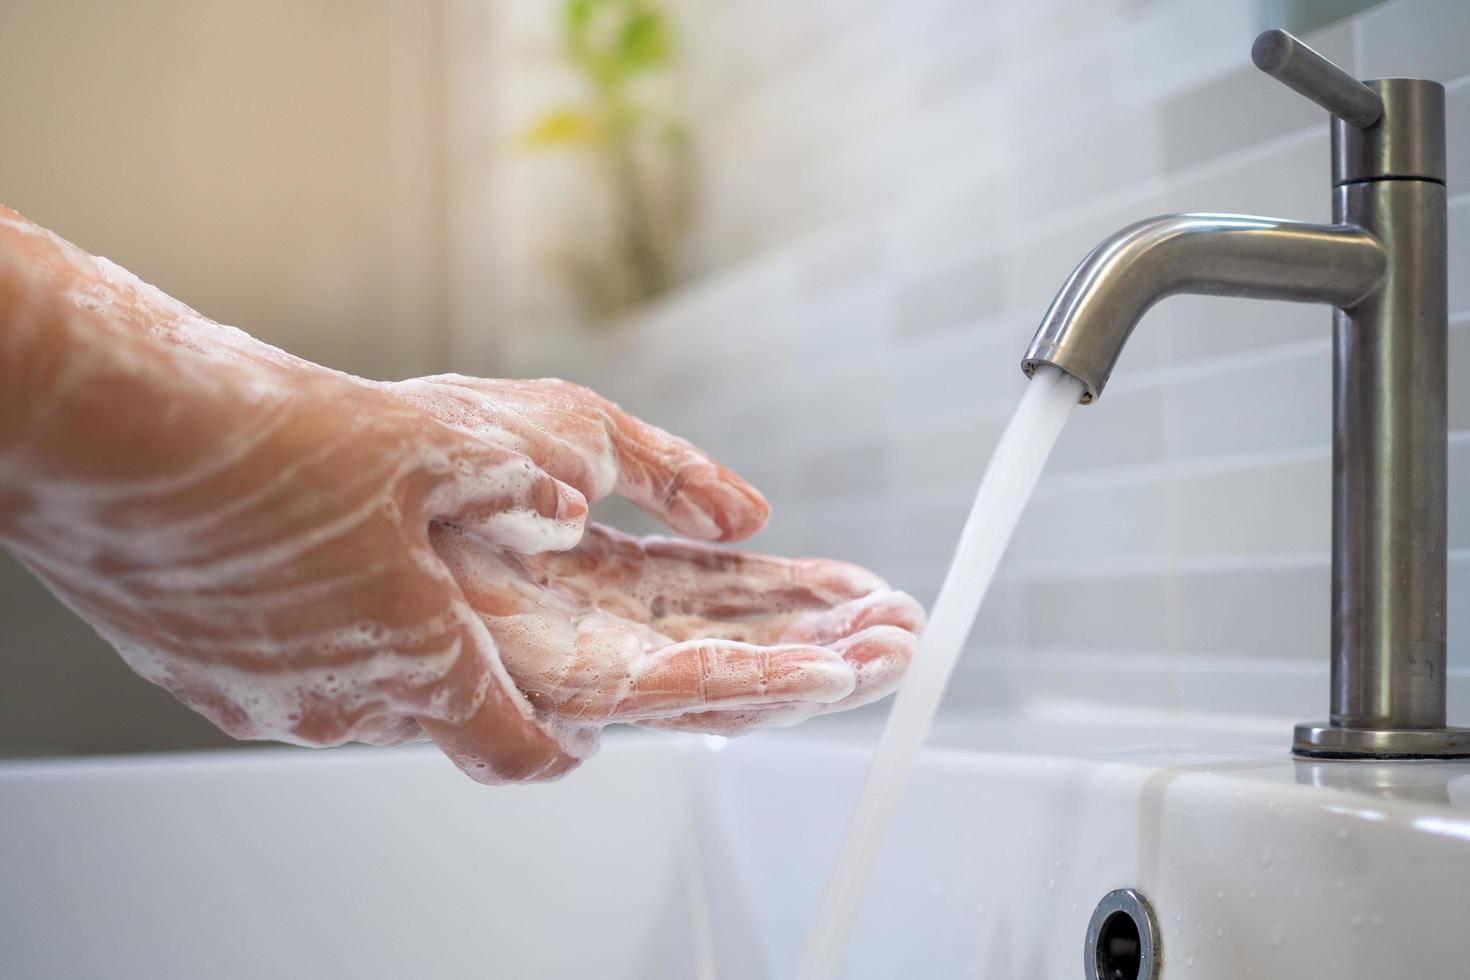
<box><xmin>0</xmin><ymin>206</ymin><xmax>923</xmax><ymax>782</ymax></box>
<box><xmin>394</xmin><ymin>376</ymin><xmax>925</xmax><ymax>749</ymax></box>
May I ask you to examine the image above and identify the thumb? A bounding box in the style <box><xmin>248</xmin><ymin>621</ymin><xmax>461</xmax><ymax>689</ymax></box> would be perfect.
<box><xmin>425</xmin><ymin>442</ymin><xmax>588</xmax><ymax>555</ymax></box>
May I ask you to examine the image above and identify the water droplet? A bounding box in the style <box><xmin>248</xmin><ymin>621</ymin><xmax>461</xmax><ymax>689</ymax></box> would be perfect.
<box><xmin>1337</xmin><ymin>826</ymin><xmax>1350</xmax><ymax>841</ymax></box>
<box><xmin>1216</xmin><ymin>927</ymin><xmax>1224</xmax><ymax>938</ymax></box>
<box><xmin>1216</xmin><ymin>890</ymin><xmax>1224</xmax><ymax>901</ymax></box>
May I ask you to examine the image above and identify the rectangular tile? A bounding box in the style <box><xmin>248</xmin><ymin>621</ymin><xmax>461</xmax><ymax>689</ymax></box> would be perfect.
<box><xmin>1163</xmin><ymin>344</ymin><xmax>1332</xmax><ymax>460</ymax></box>
<box><xmin>1168</xmin><ymin>456</ymin><xmax>1332</xmax><ymax>557</ymax></box>
<box><xmin>884</xmin><ymin>497</ymin><xmax>971</xmax><ymax>570</ymax></box>
<box><xmin>1357</xmin><ymin>0</ymin><xmax>1470</xmax><ymax>82</ymax></box>
<box><xmin>1447</xmin><ymin>79</ymin><xmax>1469</xmax><ymax>197</ymax></box>
<box><xmin>790</xmin><ymin>443</ymin><xmax>891</xmax><ymax>502</ymax></box>
<box><xmin>887</xmin><ymin>415</ymin><xmax>1008</xmax><ymax>495</ymax></box>
<box><xmin>1451</xmin><ymin>195</ymin><xmax>1469</xmax><ymax>315</ymax></box>
<box><xmin>1449</xmin><ymin>552</ymin><xmax>1470</xmax><ymax>668</ymax></box>
<box><xmin>1006</xmin><ymin>106</ymin><xmax>1164</xmax><ymax>224</ymax></box>
<box><xmin>1015</xmin><ymin>479</ymin><xmax>1172</xmax><ymax>565</ymax></box>
<box><xmin>890</xmin><ymin>320</ymin><xmax>1032</xmax><ymax>420</ymax></box>
<box><xmin>1048</xmin><ymin>384</ymin><xmax>1168</xmax><ymax>473</ymax></box>
<box><xmin>1158</xmin><ymin>294</ymin><xmax>1331</xmax><ymax>363</ymax></box>
<box><xmin>1021</xmin><ymin>573</ymin><xmax>1173</xmax><ymax>651</ymax></box>
<box><xmin>1448</xmin><ymin>317</ymin><xmax>1470</xmax><ymax>428</ymax></box>
<box><xmin>1450</xmin><ymin>435</ymin><xmax>1470</xmax><ymax>549</ymax></box>
<box><xmin>1161</xmin><ymin>127</ymin><xmax>1330</xmax><ymax>222</ymax></box>
<box><xmin>795</xmin><ymin>283</ymin><xmax>890</xmax><ymax>375</ymax></box>
<box><xmin>1170</xmin><ymin>564</ymin><xmax>1330</xmax><ymax>659</ymax></box>
<box><xmin>891</xmin><ymin>248</ymin><xmax>1007</xmax><ymax>336</ymax></box>
<box><xmin>889</xmin><ymin>164</ymin><xmax>1013</xmax><ymax>277</ymax></box>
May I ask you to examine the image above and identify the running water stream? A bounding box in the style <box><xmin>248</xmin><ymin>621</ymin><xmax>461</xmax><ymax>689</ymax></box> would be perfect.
<box><xmin>795</xmin><ymin>365</ymin><xmax>1086</xmax><ymax>978</ymax></box>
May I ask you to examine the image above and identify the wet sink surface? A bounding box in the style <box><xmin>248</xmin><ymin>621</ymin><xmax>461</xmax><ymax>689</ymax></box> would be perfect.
<box><xmin>3</xmin><ymin>712</ymin><xmax>1468</xmax><ymax>978</ymax></box>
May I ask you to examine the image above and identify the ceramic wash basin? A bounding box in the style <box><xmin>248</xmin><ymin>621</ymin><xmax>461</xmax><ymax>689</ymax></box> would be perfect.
<box><xmin>2</xmin><ymin>710</ymin><xmax>1468</xmax><ymax>978</ymax></box>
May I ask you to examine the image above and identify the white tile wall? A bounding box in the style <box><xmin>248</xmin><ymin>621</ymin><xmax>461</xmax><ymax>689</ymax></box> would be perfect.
<box><xmin>514</xmin><ymin>0</ymin><xmax>1470</xmax><ymax>723</ymax></box>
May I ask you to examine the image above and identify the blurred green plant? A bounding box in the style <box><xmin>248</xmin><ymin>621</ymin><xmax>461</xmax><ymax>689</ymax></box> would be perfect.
<box><xmin>523</xmin><ymin>0</ymin><xmax>692</xmax><ymax>318</ymax></box>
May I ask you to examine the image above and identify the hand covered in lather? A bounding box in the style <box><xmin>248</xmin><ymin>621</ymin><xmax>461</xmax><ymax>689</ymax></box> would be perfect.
<box><xmin>0</xmin><ymin>205</ymin><xmax>923</xmax><ymax>783</ymax></box>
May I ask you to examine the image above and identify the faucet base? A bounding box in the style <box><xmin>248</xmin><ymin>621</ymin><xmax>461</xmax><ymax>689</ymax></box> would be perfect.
<box><xmin>1292</xmin><ymin>722</ymin><xmax>1470</xmax><ymax>760</ymax></box>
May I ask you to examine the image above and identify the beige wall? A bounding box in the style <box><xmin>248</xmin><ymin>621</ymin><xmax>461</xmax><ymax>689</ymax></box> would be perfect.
<box><xmin>0</xmin><ymin>0</ymin><xmax>452</xmax><ymax>754</ymax></box>
<box><xmin>0</xmin><ymin>0</ymin><xmax>449</xmax><ymax>380</ymax></box>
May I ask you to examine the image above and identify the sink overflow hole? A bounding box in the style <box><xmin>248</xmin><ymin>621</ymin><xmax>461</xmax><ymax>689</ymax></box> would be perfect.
<box><xmin>1095</xmin><ymin>911</ymin><xmax>1141</xmax><ymax>979</ymax></box>
<box><xmin>1085</xmin><ymin>888</ymin><xmax>1160</xmax><ymax>980</ymax></box>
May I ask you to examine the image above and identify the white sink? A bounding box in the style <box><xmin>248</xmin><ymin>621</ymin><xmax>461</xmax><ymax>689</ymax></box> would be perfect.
<box><xmin>3</xmin><ymin>711</ymin><xmax>1469</xmax><ymax>978</ymax></box>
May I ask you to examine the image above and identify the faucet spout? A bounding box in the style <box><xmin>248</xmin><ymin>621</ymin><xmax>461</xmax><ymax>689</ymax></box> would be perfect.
<box><xmin>1021</xmin><ymin>214</ymin><xmax>1386</xmax><ymax>402</ymax></box>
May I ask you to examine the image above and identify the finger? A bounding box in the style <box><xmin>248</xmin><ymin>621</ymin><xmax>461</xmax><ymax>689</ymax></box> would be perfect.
<box><xmin>424</xmin><ymin>442</ymin><xmax>588</xmax><ymax>555</ymax></box>
<box><xmin>413</xmin><ymin>377</ymin><xmax>770</xmax><ymax>542</ymax></box>
<box><xmin>640</xmin><ymin>536</ymin><xmax>892</xmax><ymax>612</ymax></box>
<box><xmin>391</xmin><ymin>376</ymin><xmax>619</xmax><ymax>501</ymax></box>
<box><xmin>480</xmin><ymin>607</ymin><xmax>857</xmax><ymax>725</ymax></box>
<box><xmin>634</xmin><ymin>624</ymin><xmax>918</xmax><ymax>735</ymax></box>
<box><xmin>524</xmin><ymin>526</ymin><xmax>895</xmax><ymax>623</ymax></box>
<box><xmin>652</xmin><ymin>589</ymin><xmax>926</xmax><ymax>647</ymax></box>
<box><xmin>607</xmin><ymin>639</ymin><xmax>856</xmax><ymax>721</ymax></box>
<box><xmin>429</xmin><ymin>523</ymin><xmax>548</xmax><ymax>617</ymax></box>
<box><xmin>819</xmin><ymin>624</ymin><xmax>917</xmax><ymax>711</ymax></box>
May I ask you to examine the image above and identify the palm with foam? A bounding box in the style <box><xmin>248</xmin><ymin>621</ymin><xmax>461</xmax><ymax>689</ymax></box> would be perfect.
<box><xmin>400</xmin><ymin>377</ymin><xmax>924</xmax><ymax>746</ymax></box>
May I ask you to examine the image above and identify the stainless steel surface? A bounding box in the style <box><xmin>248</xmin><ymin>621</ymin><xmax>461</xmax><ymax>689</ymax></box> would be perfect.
<box><xmin>1084</xmin><ymin>888</ymin><xmax>1160</xmax><ymax>980</ymax></box>
<box><xmin>1333</xmin><ymin>79</ymin><xmax>1447</xmax><ymax>184</ymax></box>
<box><xmin>1331</xmin><ymin>178</ymin><xmax>1449</xmax><ymax>735</ymax></box>
<box><xmin>1251</xmin><ymin>28</ymin><xmax>1383</xmax><ymax>128</ymax></box>
<box><xmin>1293</xmin><ymin>723</ymin><xmax>1470</xmax><ymax>760</ymax></box>
<box><xmin>1020</xmin><ymin>216</ymin><xmax>1384</xmax><ymax>402</ymax></box>
<box><xmin>1020</xmin><ymin>31</ymin><xmax>1464</xmax><ymax>758</ymax></box>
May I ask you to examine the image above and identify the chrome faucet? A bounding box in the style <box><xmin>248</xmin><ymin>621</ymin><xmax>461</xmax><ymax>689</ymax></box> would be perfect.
<box><xmin>1023</xmin><ymin>30</ymin><xmax>1467</xmax><ymax>759</ymax></box>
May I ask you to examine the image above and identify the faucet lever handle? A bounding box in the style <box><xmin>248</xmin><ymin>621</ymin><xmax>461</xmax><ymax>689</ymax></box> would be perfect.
<box><xmin>1251</xmin><ymin>29</ymin><xmax>1383</xmax><ymax>128</ymax></box>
